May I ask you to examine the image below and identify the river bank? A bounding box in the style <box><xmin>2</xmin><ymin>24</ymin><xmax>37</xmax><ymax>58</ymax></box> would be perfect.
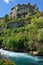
<box><xmin>0</xmin><ymin>48</ymin><xmax>43</xmax><ymax>56</ymax></box>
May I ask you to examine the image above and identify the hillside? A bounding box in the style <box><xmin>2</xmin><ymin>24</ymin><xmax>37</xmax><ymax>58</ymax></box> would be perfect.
<box><xmin>0</xmin><ymin>3</ymin><xmax>43</xmax><ymax>55</ymax></box>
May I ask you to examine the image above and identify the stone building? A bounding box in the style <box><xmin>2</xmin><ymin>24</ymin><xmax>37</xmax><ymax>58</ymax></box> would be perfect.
<box><xmin>9</xmin><ymin>4</ymin><xmax>30</xmax><ymax>19</ymax></box>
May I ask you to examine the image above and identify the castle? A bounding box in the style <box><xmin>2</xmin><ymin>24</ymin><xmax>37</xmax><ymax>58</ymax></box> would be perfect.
<box><xmin>9</xmin><ymin>4</ymin><xmax>38</xmax><ymax>19</ymax></box>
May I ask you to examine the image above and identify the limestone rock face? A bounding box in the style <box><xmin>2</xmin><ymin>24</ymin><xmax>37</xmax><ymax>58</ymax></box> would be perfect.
<box><xmin>7</xmin><ymin>21</ymin><xmax>25</xmax><ymax>28</ymax></box>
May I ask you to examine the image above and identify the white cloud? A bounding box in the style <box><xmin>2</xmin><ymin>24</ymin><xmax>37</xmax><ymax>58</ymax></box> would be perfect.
<box><xmin>4</xmin><ymin>0</ymin><xmax>9</xmax><ymax>3</ymax></box>
<box><xmin>4</xmin><ymin>0</ymin><xmax>13</xmax><ymax>4</ymax></box>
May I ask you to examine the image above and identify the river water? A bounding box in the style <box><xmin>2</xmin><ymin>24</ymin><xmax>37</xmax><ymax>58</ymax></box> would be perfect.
<box><xmin>0</xmin><ymin>49</ymin><xmax>43</xmax><ymax>65</ymax></box>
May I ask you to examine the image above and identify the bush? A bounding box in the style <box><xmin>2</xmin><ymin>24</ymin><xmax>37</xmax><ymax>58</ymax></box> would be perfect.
<box><xmin>0</xmin><ymin>59</ymin><xmax>16</xmax><ymax>65</ymax></box>
<box><xmin>37</xmin><ymin>48</ymin><xmax>43</xmax><ymax>55</ymax></box>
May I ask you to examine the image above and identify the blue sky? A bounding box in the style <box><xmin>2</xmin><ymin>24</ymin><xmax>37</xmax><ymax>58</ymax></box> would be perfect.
<box><xmin>0</xmin><ymin>0</ymin><xmax>43</xmax><ymax>17</ymax></box>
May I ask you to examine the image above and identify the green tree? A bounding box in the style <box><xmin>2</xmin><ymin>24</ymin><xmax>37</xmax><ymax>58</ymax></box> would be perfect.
<box><xmin>37</xmin><ymin>28</ymin><xmax>43</xmax><ymax>41</ymax></box>
<box><xmin>3</xmin><ymin>15</ymin><xmax>9</xmax><ymax>23</ymax></box>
